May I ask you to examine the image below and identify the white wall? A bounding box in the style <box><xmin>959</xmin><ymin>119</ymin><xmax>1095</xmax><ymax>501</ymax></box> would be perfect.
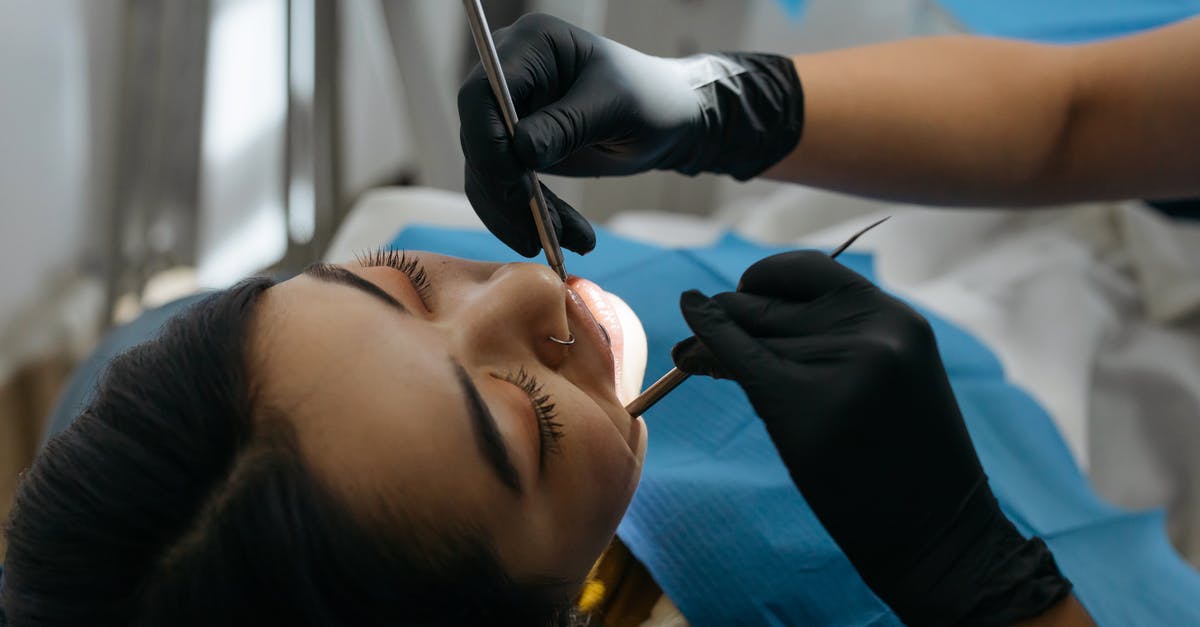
<box><xmin>196</xmin><ymin>0</ymin><xmax>420</xmax><ymax>287</ymax></box>
<box><xmin>195</xmin><ymin>0</ymin><xmax>290</xmax><ymax>287</ymax></box>
<box><xmin>340</xmin><ymin>0</ymin><xmax>416</xmax><ymax>198</ymax></box>
<box><xmin>0</xmin><ymin>0</ymin><xmax>116</xmax><ymax>377</ymax></box>
<box><xmin>0</xmin><ymin>0</ymin><xmax>87</xmax><ymax>323</ymax></box>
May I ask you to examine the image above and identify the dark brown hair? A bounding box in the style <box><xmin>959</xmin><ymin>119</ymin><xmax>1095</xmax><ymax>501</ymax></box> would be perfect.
<box><xmin>2</xmin><ymin>278</ymin><xmax>581</xmax><ymax>626</ymax></box>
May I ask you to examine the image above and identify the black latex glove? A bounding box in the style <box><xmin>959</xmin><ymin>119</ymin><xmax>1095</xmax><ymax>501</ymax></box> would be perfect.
<box><xmin>457</xmin><ymin>13</ymin><xmax>804</xmax><ymax>257</ymax></box>
<box><xmin>672</xmin><ymin>251</ymin><xmax>1071</xmax><ymax>626</ymax></box>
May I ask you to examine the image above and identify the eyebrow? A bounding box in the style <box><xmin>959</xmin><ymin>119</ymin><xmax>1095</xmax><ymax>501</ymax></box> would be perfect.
<box><xmin>303</xmin><ymin>263</ymin><xmax>409</xmax><ymax>314</ymax></box>
<box><xmin>452</xmin><ymin>361</ymin><xmax>523</xmax><ymax>494</ymax></box>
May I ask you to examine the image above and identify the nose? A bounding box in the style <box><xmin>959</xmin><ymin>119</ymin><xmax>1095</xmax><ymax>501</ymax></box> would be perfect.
<box><xmin>449</xmin><ymin>262</ymin><xmax>572</xmax><ymax>369</ymax></box>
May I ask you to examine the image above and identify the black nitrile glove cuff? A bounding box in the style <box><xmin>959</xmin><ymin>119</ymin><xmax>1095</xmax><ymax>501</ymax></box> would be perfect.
<box><xmin>668</xmin><ymin>52</ymin><xmax>805</xmax><ymax>180</ymax></box>
<box><xmin>879</xmin><ymin>481</ymin><xmax>1072</xmax><ymax>626</ymax></box>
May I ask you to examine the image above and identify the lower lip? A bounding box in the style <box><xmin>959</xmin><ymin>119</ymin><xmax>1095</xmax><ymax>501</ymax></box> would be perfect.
<box><xmin>565</xmin><ymin>276</ymin><xmax>624</xmax><ymax>389</ymax></box>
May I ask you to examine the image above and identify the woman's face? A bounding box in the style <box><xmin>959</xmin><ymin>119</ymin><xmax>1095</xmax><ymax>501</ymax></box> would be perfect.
<box><xmin>249</xmin><ymin>251</ymin><xmax>648</xmax><ymax>585</ymax></box>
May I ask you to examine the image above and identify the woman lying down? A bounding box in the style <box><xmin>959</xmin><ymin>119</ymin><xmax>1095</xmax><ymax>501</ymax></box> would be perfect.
<box><xmin>3</xmin><ymin>225</ymin><xmax>1198</xmax><ymax>626</ymax></box>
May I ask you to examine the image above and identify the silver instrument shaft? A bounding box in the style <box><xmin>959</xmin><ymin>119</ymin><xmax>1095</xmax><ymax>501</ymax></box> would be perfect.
<box><xmin>462</xmin><ymin>0</ymin><xmax>567</xmax><ymax>281</ymax></box>
<box><xmin>624</xmin><ymin>216</ymin><xmax>891</xmax><ymax>417</ymax></box>
<box><xmin>623</xmin><ymin>366</ymin><xmax>690</xmax><ymax>418</ymax></box>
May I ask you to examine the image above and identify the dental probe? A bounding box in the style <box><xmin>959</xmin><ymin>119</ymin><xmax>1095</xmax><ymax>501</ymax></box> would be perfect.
<box><xmin>462</xmin><ymin>0</ymin><xmax>567</xmax><ymax>282</ymax></box>
<box><xmin>623</xmin><ymin>216</ymin><xmax>892</xmax><ymax>418</ymax></box>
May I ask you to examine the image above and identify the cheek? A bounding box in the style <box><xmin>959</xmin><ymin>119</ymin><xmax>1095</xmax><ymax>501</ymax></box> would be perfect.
<box><xmin>548</xmin><ymin>399</ymin><xmax>642</xmax><ymax>529</ymax></box>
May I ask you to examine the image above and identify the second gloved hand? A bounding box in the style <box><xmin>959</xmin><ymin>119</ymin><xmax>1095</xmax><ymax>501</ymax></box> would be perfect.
<box><xmin>458</xmin><ymin>13</ymin><xmax>804</xmax><ymax>257</ymax></box>
<box><xmin>672</xmin><ymin>251</ymin><xmax>1071</xmax><ymax>626</ymax></box>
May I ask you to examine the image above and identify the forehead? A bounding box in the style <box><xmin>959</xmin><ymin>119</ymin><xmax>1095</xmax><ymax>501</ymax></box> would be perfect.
<box><xmin>248</xmin><ymin>273</ymin><xmax>496</xmax><ymax>523</ymax></box>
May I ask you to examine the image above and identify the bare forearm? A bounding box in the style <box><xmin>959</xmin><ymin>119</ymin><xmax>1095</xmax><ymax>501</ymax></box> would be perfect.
<box><xmin>765</xmin><ymin>18</ymin><xmax>1200</xmax><ymax>206</ymax></box>
<box><xmin>764</xmin><ymin>35</ymin><xmax>1076</xmax><ymax>204</ymax></box>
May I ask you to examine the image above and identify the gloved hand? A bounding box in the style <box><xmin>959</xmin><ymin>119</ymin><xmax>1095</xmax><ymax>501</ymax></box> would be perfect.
<box><xmin>672</xmin><ymin>251</ymin><xmax>1071</xmax><ymax>627</ymax></box>
<box><xmin>458</xmin><ymin>13</ymin><xmax>804</xmax><ymax>256</ymax></box>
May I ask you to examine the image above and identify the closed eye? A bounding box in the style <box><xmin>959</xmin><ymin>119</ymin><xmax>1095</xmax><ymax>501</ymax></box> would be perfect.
<box><xmin>356</xmin><ymin>248</ymin><xmax>434</xmax><ymax>308</ymax></box>
<box><xmin>498</xmin><ymin>368</ymin><xmax>563</xmax><ymax>469</ymax></box>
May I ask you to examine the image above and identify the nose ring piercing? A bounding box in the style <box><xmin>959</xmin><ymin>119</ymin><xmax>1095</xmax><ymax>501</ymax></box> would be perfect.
<box><xmin>548</xmin><ymin>333</ymin><xmax>576</xmax><ymax>345</ymax></box>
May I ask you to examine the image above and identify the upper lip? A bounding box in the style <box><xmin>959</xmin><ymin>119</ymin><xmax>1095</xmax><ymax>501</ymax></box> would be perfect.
<box><xmin>564</xmin><ymin>284</ymin><xmax>616</xmax><ymax>380</ymax></box>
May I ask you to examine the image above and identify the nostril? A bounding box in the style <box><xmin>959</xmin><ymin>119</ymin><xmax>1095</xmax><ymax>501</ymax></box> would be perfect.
<box><xmin>538</xmin><ymin>332</ymin><xmax>573</xmax><ymax>370</ymax></box>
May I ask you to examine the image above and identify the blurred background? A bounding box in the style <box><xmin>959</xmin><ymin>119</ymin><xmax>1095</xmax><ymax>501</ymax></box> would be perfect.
<box><xmin>2</xmin><ymin>0</ymin><xmax>1198</xmax><ymax>562</ymax></box>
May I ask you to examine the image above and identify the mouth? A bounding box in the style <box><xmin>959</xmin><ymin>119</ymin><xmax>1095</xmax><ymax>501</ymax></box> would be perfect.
<box><xmin>566</xmin><ymin>276</ymin><xmax>645</xmax><ymax>457</ymax></box>
<box><xmin>565</xmin><ymin>276</ymin><xmax>625</xmax><ymax>392</ymax></box>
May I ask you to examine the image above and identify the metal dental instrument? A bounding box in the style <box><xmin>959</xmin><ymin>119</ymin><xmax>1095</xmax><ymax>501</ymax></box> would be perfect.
<box><xmin>624</xmin><ymin>216</ymin><xmax>892</xmax><ymax>417</ymax></box>
<box><xmin>462</xmin><ymin>0</ymin><xmax>567</xmax><ymax>282</ymax></box>
<box><xmin>623</xmin><ymin>365</ymin><xmax>691</xmax><ymax>418</ymax></box>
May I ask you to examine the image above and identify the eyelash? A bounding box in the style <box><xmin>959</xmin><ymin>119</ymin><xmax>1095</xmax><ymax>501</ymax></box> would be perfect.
<box><xmin>501</xmin><ymin>367</ymin><xmax>563</xmax><ymax>460</ymax></box>
<box><xmin>356</xmin><ymin>248</ymin><xmax>433</xmax><ymax>305</ymax></box>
